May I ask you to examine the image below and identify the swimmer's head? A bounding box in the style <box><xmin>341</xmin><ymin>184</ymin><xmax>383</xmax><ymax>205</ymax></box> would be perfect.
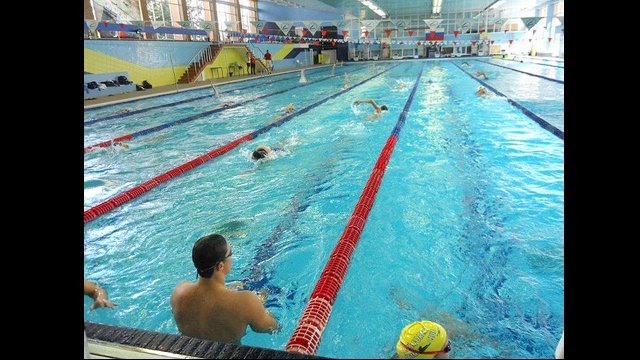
<box><xmin>381</xmin><ymin>105</ymin><xmax>388</xmax><ymax>111</ymax></box>
<box><xmin>396</xmin><ymin>321</ymin><xmax>450</xmax><ymax>359</ymax></box>
<box><xmin>252</xmin><ymin>149</ymin><xmax>268</xmax><ymax>160</ymax></box>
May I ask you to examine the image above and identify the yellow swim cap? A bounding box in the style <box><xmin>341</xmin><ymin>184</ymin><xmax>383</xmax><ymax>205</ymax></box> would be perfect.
<box><xmin>396</xmin><ymin>321</ymin><xmax>448</xmax><ymax>359</ymax></box>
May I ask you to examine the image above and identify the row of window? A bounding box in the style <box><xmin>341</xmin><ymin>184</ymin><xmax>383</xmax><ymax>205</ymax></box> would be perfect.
<box><xmin>88</xmin><ymin>0</ymin><xmax>257</xmax><ymax>41</ymax></box>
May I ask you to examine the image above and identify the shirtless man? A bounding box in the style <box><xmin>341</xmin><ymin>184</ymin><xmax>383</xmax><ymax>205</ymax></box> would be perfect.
<box><xmin>476</xmin><ymin>86</ymin><xmax>491</xmax><ymax>97</ymax></box>
<box><xmin>475</xmin><ymin>70</ymin><xmax>488</xmax><ymax>80</ymax></box>
<box><xmin>171</xmin><ymin>234</ymin><xmax>279</xmax><ymax>343</ymax></box>
<box><xmin>353</xmin><ymin>99</ymin><xmax>388</xmax><ymax>114</ymax></box>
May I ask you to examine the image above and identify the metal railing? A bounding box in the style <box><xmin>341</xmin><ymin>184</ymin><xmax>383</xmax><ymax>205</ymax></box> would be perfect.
<box><xmin>183</xmin><ymin>45</ymin><xmax>215</xmax><ymax>82</ymax></box>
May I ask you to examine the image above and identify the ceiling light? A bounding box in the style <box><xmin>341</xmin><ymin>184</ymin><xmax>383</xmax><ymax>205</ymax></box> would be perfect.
<box><xmin>359</xmin><ymin>0</ymin><xmax>387</xmax><ymax>18</ymax></box>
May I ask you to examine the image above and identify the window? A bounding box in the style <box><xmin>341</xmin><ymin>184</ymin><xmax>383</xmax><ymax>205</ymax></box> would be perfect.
<box><xmin>554</xmin><ymin>1</ymin><xmax>564</xmax><ymax>16</ymax></box>
<box><xmin>240</xmin><ymin>7</ymin><xmax>257</xmax><ymax>33</ymax></box>
<box><xmin>91</xmin><ymin>0</ymin><xmax>142</xmax><ymax>22</ymax></box>
<box><xmin>539</xmin><ymin>6</ymin><xmax>547</xmax><ymax>17</ymax></box>
<box><xmin>217</xmin><ymin>1</ymin><xmax>239</xmax><ymax>36</ymax></box>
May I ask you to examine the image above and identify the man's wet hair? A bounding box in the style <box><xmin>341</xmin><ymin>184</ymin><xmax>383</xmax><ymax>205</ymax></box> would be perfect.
<box><xmin>192</xmin><ymin>234</ymin><xmax>227</xmax><ymax>278</ymax></box>
<box><xmin>381</xmin><ymin>105</ymin><xmax>388</xmax><ymax>111</ymax></box>
<box><xmin>252</xmin><ymin>149</ymin><xmax>268</xmax><ymax>160</ymax></box>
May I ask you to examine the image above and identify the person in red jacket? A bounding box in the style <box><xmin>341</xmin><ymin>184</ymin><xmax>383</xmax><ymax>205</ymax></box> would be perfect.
<box><xmin>264</xmin><ymin>50</ymin><xmax>273</xmax><ymax>72</ymax></box>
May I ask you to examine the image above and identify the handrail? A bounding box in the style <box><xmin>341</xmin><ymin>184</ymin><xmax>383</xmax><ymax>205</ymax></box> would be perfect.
<box><xmin>244</xmin><ymin>44</ymin><xmax>270</xmax><ymax>74</ymax></box>
<box><xmin>183</xmin><ymin>45</ymin><xmax>214</xmax><ymax>82</ymax></box>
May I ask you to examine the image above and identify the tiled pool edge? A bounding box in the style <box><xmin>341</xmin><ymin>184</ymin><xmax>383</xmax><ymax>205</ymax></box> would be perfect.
<box><xmin>85</xmin><ymin>321</ymin><xmax>329</xmax><ymax>359</ymax></box>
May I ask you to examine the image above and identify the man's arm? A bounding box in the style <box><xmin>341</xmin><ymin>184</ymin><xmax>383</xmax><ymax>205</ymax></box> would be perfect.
<box><xmin>243</xmin><ymin>291</ymin><xmax>279</xmax><ymax>333</ymax></box>
<box><xmin>355</xmin><ymin>99</ymin><xmax>381</xmax><ymax>112</ymax></box>
<box><xmin>84</xmin><ymin>279</ymin><xmax>117</xmax><ymax>311</ymax></box>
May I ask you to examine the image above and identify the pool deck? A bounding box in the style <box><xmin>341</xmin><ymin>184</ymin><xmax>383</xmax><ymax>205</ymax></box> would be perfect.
<box><xmin>85</xmin><ymin>322</ymin><xmax>328</xmax><ymax>359</ymax></box>
<box><xmin>84</xmin><ymin>64</ymin><xmax>330</xmax><ymax>108</ymax></box>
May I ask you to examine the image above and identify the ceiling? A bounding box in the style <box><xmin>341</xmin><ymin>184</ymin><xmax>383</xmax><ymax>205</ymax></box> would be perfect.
<box><xmin>268</xmin><ymin>0</ymin><xmax>559</xmax><ymax>19</ymax></box>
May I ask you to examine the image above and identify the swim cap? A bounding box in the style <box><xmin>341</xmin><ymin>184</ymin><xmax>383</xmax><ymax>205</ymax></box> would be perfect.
<box><xmin>396</xmin><ymin>321</ymin><xmax>448</xmax><ymax>359</ymax></box>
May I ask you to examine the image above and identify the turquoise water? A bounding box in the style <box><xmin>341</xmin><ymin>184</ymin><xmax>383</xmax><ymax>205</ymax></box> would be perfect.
<box><xmin>465</xmin><ymin>59</ymin><xmax>564</xmax><ymax>132</ymax></box>
<box><xmin>487</xmin><ymin>59</ymin><xmax>564</xmax><ymax>81</ymax></box>
<box><xmin>84</xmin><ymin>59</ymin><xmax>563</xmax><ymax>358</ymax></box>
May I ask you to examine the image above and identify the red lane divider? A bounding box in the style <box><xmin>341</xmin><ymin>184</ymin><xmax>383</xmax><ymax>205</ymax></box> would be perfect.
<box><xmin>84</xmin><ymin>64</ymin><xmax>399</xmax><ymax>224</ymax></box>
<box><xmin>286</xmin><ymin>62</ymin><xmax>425</xmax><ymax>355</ymax></box>
<box><xmin>84</xmin><ymin>135</ymin><xmax>134</xmax><ymax>153</ymax></box>
<box><xmin>83</xmin><ymin>134</ymin><xmax>253</xmax><ymax>223</ymax></box>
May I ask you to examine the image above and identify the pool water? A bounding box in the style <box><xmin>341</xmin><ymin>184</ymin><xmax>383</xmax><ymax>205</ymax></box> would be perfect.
<box><xmin>84</xmin><ymin>59</ymin><xmax>563</xmax><ymax>359</ymax></box>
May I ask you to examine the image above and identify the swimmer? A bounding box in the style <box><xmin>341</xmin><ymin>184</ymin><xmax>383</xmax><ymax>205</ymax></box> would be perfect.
<box><xmin>461</xmin><ymin>61</ymin><xmax>471</xmax><ymax>67</ymax></box>
<box><xmin>353</xmin><ymin>99</ymin><xmax>388</xmax><ymax>114</ymax></box>
<box><xmin>393</xmin><ymin>80</ymin><xmax>408</xmax><ymax>90</ymax></box>
<box><xmin>268</xmin><ymin>103</ymin><xmax>295</xmax><ymax>124</ymax></box>
<box><xmin>342</xmin><ymin>73</ymin><xmax>351</xmax><ymax>90</ymax></box>
<box><xmin>211</xmin><ymin>83</ymin><xmax>220</xmax><ymax>97</ymax></box>
<box><xmin>115</xmin><ymin>109</ymin><xmax>130</xmax><ymax>115</ymax></box>
<box><xmin>475</xmin><ymin>70</ymin><xmax>488</xmax><ymax>80</ymax></box>
<box><xmin>112</xmin><ymin>141</ymin><xmax>129</xmax><ymax>149</ymax></box>
<box><xmin>251</xmin><ymin>145</ymin><xmax>285</xmax><ymax>160</ymax></box>
<box><xmin>396</xmin><ymin>321</ymin><xmax>451</xmax><ymax>359</ymax></box>
<box><xmin>217</xmin><ymin>101</ymin><xmax>235</xmax><ymax>109</ymax></box>
<box><xmin>284</xmin><ymin>103</ymin><xmax>295</xmax><ymax>113</ymax></box>
<box><xmin>476</xmin><ymin>86</ymin><xmax>491</xmax><ymax>97</ymax></box>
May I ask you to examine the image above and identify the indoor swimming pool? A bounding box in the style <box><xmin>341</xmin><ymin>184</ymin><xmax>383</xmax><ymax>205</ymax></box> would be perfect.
<box><xmin>84</xmin><ymin>58</ymin><xmax>564</xmax><ymax>358</ymax></box>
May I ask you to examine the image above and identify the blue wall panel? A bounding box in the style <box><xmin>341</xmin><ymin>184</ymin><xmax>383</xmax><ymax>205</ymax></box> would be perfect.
<box><xmin>85</xmin><ymin>40</ymin><xmax>209</xmax><ymax>67</ymax></box>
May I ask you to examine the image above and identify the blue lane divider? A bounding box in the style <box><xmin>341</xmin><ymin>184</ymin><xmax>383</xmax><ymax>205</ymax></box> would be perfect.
<box><xmin>84</xmin><ymin>64</ymin><xmax>400</xmax><ymax>222</ymax></box>
<box><xmin>453</xmin><ymin>62</ymin><xmax>564</xmax><ymax>141</ymax></box>
<box><xmin>474</xmin><ymin>59</ymin><xmax>564</xmax><ymax>84</ymax></box>
<box><xmin>84</xmin><ymin>66</ymin><xmax>334</xmax><ymax>126</ymax></box>
<box><xmin>392</xmin><ymin>62</ymin><xmax>425</xmax><ymax>138</ymax></box>
<box><xmin>500</xmin><ymin>57</ymin><xmax>564</xmax><ymax>69</ymax></box>
<box><xmin>84</xmin><ymin>64</ymin><xmax>370</xmax><ymax>152</ymax></box>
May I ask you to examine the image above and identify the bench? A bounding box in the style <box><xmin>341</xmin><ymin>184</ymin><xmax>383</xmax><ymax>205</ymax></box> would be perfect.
<box><xmin>84</xmin><ymin>72</ymin><xmax>137</xmax><ymax>99</ymax></box>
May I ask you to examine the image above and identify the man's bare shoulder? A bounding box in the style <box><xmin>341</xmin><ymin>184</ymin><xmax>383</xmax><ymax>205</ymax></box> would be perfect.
<box><xmin>171</xmin><ymin>281</ymin><xmax>194</xmax><ymax>301</ymax></box>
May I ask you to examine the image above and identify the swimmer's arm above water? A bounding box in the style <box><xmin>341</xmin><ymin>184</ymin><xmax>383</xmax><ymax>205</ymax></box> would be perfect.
<box><xmin>353</xmin><ymin>99</ymin><xmax>381</xmax><ymax>112</ymax></box>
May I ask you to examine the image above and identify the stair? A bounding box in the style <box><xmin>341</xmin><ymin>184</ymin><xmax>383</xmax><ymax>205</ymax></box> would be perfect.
<box><xmin>177</xmin><ymin>44</ymin><xmax>221</xmax><ymax>84</ymax></box>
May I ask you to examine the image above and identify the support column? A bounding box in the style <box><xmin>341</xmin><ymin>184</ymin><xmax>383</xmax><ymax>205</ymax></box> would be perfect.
<box><xmin>84</xmin><ymin>0</ymin><xmax>95</xmax><ymax>20</ymax></box>
<box><xmin>545</xmin><ymin>2</ymin><xmax>555</xmax><ymax>52</ymax></box>
<box><xmin>205</xmin><ymin>0</ymin><xmax>220</xmax><ymax>42</ymax></box>
<box><xmin>180</xmin><ymin>0</ymin><xmax>191</xmax><ymax>41</ymax></box>
<box><xmin>138</xmin><ymin>0</ymin><xmax>153</xmax><ymax>40</ymax></box>
<box><xmin>235</xmin><ymin>0</ymin><xmax>243</xmax><ymax>35</ymax></box>
<box><xmin>169</xmin><ymin>0</ymin><xmax>183</xmax><ymax>40</ymax></box>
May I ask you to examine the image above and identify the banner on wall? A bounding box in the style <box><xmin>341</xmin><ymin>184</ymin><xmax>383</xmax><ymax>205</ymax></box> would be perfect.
<box><xmin>225</xmin><ymin>21</ymin><xmax>238</xmax><ymax>31</ymax></box>
<box><xmin>520</xmin><ymin>17</ymin><xmax>543</xmax><ymax>30</ymax></box>
<box><xmin>85</xmin><ymin>19</ymin><xmax>100</xmax><ymax>32</ymax></box>
<box><xmin>456</xmin><ymin>19</ymin><xmax>472</xmax><ymax>33</ymax></box>
<box><xmin>388</xmin><ymin>19</ymin><xmax>407</xmax><ymax>30</ymax></box>
<box><xmin>423</xmin><ymin>19</ymin><xmax>443</xmax><ymax>30</ymax></box>
<box><xmin>251</xmin><ymin>20</ymin><xmax>266</xmax><ymax>33</ymax></box>
<box><xmin>492</xmin><ymin>18</ymin><xmax>506</xmax><ymax>31</ymax></box>
<box><xmin>304</xmin><ymin>20</ymin><xmax>321</xmax><ymax>35</ymax></box>
<box><xmin>177</xmin><ymin>21</ymin><xmax>191</xmax><ymax>28</ymax></box>
<box><xmin>151</xmin><ymin>21</ymin><xmax>165</xmax><ymax>29</ymax></box>
<box><xmin>361</xmin><ymin>20</ymin><xmax>380</xmax><ymax>32</ymax></box>
<box><xmin>276</xmin><ymin>21</ymin><xmax>294</xmax><ymax>35</ymax></box>
<box><xmin>336</xmin><ymin>20</ymin><xmax>350</xmax><ymax>32</ymax></box>
<box><xmin>198</xmin><ymin>20</ymin><xmax>216</xmax><ymax>31</ymax></box>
